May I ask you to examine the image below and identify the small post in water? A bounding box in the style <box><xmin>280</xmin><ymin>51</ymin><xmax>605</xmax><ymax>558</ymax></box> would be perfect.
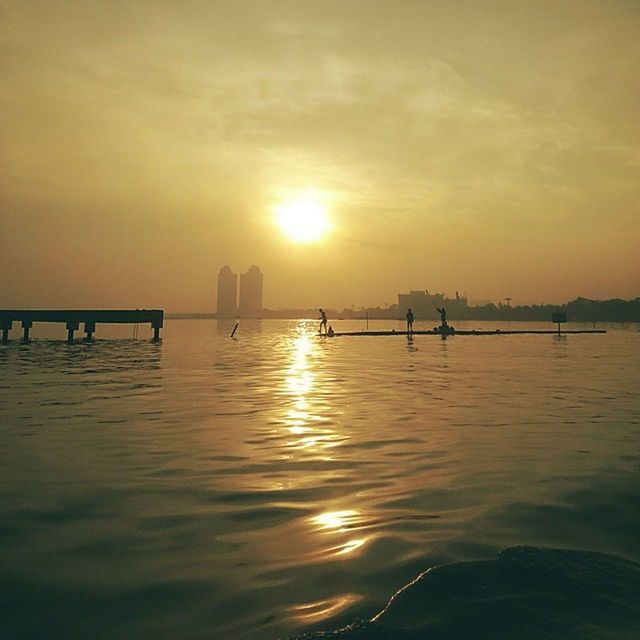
<box><xmin>230</xmin><ymin>322</ymin><xmax>239</xmax><ymax>338</ymax></box>
<box><xmin>552</xmin><ymin>311</ymin><xmax>567</xmax><ymax>336</ymax></box>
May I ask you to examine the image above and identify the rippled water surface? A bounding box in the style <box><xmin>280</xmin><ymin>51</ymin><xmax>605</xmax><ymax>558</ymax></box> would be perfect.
<box><xmin>1</xmin><ymin>319</ymin><xmax>639</xmax><ymax>639</ymax></box>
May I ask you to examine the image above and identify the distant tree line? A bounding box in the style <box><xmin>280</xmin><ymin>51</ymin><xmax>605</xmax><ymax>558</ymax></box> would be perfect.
<box><xmin>464</xmin><ymin>297</ymin><xmax>639</xmax><ymax>322</ymax></box>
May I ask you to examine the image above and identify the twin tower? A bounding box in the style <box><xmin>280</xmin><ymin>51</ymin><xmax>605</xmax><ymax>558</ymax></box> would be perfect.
<box><xmin>217</xmin><ymin>265</ymin><xmax>263</xmax><ymax>318</ymax></box>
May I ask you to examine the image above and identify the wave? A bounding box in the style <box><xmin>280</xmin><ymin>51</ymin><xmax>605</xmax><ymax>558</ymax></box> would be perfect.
<box><xmin>287</xmin><ymin>546</ymin><xmax>640</xmax><ymax>639</ymax></box>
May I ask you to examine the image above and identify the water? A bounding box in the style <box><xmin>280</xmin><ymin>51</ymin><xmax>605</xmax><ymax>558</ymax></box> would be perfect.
<box><xmin>1</xmin><ymin>319</ymin><xmax>639</xmax><ymax>640</ymax></box>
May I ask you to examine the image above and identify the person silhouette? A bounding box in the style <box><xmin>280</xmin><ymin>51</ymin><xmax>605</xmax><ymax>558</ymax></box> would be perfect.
<box><xmin>406</xmin><ymin>308</ymin><xmax>414</xmax><ymax>333</ymax></box>
<box><xmin>319</xmin><ymin>308</ymin><xmax>328</xmax><ymax>335</ymax></box>
<box><xmin>436</xmin><ymin>307</ymin><xmax>447</xmax><ymax>325</ymax></box>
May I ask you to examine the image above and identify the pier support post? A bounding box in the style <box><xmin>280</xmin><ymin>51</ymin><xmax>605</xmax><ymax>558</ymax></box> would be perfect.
<box><xmin>1</xmin><ymin>320</ymin><xmax>12</xmax><ymax>344</ymax></box>
<box><xmin>66</xmin><ymin>321</ymin><xmax>79</xmax><ymax>344</ymax></box>
<box><xmin>151</xmin><ymin>317</ymin><xmax>163</xmax><ymax>342</ymax></box>
<box><xmin>84</xmin><ymin>322</ymin><xmax>96</xmax><ymax>341</ymax></box>
<box><xmin>21</xmin><ymin>320</ymin><xmax>33</xmax><ymax>343</ymax></box>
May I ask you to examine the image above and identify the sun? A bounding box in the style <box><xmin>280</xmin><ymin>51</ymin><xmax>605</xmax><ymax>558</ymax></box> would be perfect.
<box><xmin>276</xmin><ymin>196</ymin><xmax>330</xmax><ymax>243</ymax></box>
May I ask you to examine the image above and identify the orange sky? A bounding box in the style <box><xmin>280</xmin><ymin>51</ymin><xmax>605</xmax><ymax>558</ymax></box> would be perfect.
<box><xmin>1</xmin><ymin>0</ymin><xmax>639</xmax><ymax>311</ymax></box>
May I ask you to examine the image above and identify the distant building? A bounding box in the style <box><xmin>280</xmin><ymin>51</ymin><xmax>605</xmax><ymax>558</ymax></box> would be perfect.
<box><xmin>217</xmin><ymin>265</ymin><xmax>238</xmax><ymax>317</ymax></box>
<box><xmin>397</xmin><ymin>289</ymin><xmax>468</xmax><ymax>319</ymax></box>
<box><xmin>469</xmin><ymin>299</ymin><xmax>495</xmax><ymax>307</ymax></box>
<box><xmin>239</xmin><ymin>265</ymin><xmax>263</xmax><ymax>317</ymax></box>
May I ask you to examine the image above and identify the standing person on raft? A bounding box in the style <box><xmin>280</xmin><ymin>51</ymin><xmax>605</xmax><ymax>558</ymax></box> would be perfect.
<box><xmin>319</xmin><ymin>308</ymin><xmax>328</xmax><ymax>335</ymax></box>
<box><xmin>406</xmin><ymin>308</ymin><xmax>414</xmax><ymax>334</ymax></box>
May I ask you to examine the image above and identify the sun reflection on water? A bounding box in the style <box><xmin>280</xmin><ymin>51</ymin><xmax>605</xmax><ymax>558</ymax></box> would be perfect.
<box><xmin>335</xmin><ymin>538</ymin><xmax>367</xmax><ymax>556</ymax></box>
<box><xmin>278</xmin><ymin>326</ymin><xmax>348</xmax><ymax>455</ymax></box>
<box><xmin>272</xmin><ymin>327</ymin><xmax>371</xmax><ymax>566</ymax></box>
<box><xmin>311</xmin><ymin>510</ymin><xmax>370</xmax><ymax>558</ymax></box>
<box><xmin>312</xmin><ymin>510</ymin><xmax>361</xmax><ymax>532</ymax></box>
<box><xmin>287</xmin><ymin>593</ymin><xmax>362</xmax><ymax>623</ymax></box>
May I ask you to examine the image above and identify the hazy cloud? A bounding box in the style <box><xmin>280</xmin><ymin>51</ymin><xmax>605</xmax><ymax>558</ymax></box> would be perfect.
<box><xmin>1</xmin><ymin>0</ymin><xmax>639</xmax><ymax>309</ymax></box>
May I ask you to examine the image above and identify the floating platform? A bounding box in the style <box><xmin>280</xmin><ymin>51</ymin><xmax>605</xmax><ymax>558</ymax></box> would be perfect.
<box><xmin>0</xmin><ymin>309</ymin><xmax>164</xmax><ymax>343</ymax></box>
<box><xmin>327</xmin><ymin>329</ymin><xmax>606</xmax><ymax>337</ymax></box>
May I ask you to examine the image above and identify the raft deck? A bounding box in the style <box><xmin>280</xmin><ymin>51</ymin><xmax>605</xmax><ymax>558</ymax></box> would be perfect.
<box><xmin>327</xmin><ymin>329</ymin><xmax>606</xmax><ymax>337</ymax></box>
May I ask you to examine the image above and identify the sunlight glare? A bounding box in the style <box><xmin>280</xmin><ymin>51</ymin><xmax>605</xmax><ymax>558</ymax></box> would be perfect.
<box><xmin>288</xmin><ymin>594</ymin><xmax>361</xmax><ymax>623</ymax></box>
<box><xmin>312</xmin><ymin>510</ymin><xmax>360</xmax><ymax>532</ymax></box>
<box><xmin>276</xmin><ymin>196</ymin><xmax>330</xmax><ymax>242</ymax></box>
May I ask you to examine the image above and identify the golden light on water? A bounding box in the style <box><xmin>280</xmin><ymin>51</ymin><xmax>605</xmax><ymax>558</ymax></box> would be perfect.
<box><xmin>312</xmin><ymin>510</ymin><xmax>360</xmax><ymax>532</ymax></box>
<box><xmin>286</xmin><ymin>371</ymin><xmax>313</xmax><ymax>397</ymax></box>
<box><xmin>312</xmin><ymin>510</ymin><xmax>370</xmax><ymax>557</ymax></box>
<box><xmin>280</xmin><ymin>329</ymin><xmax>348</xmax><ymax>454</ymax></box>
<box><xmin>285</xmin><ymin>333</ymin><xmax>315</xmax><ymax>405</ymax></box>
<box><xmin>275</xmin><ymin>195</ymin><xmax>330</xmax><ymax>243</ymax></box>
<box><xmin>288</xmin><ymin>594</ymin><xmax>362</xmax><ymax>624</ymax></box>
<box><xmin>334</xmin><ymin>538</ymin><xmax>367</xmax><ymax>556</ymax></box>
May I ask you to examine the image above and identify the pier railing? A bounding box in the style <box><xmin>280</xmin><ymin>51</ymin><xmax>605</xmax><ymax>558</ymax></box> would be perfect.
<box><xmin>0</xmin><ymin>309</ymin><xmax>164</xmax><ymax>343</ymax></box>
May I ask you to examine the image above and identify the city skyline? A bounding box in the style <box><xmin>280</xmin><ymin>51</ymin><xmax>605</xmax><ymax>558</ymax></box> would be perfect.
<box><xmin>210</xmin><ymin>266</ymin><xmax>637</xmax><ymax>320</ymax></box>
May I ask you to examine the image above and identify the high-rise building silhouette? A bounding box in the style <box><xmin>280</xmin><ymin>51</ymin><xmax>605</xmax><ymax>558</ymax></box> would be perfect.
<box><xmin>239</xmin><ymin>265</ymin><xmax>263</xmax><ymax>317</ymax></box>
<box><xmin>217</xmin><ymin>265</ymin><xmax>238</xmax><ymax>318</ymax></box>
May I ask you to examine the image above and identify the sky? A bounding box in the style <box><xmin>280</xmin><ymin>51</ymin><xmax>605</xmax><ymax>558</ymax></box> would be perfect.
<box><xmin>1</xmin><ymin>0</ymin><xmax>639</xmax><ymax>311</ymax></box>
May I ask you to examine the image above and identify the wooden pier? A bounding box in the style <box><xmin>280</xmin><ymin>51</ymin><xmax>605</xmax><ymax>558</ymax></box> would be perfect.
<box><xmin>0</xmin><ymin>310</ymin><xmax>164</xmax><ymax>343</ymax></box>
